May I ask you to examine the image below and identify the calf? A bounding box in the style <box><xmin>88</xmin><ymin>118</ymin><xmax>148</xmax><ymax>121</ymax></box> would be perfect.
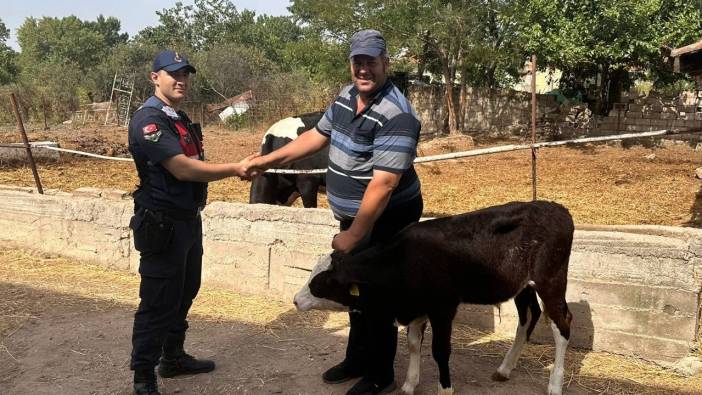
<box><xmin>249</xmin><ymin>111</ymin><xmax>328</xmax><ymax>208</ymax></box>
<box><xmin>294</xmin><ymin>201</ymin><xmax>574</xmax><ymax>395</ymax></box>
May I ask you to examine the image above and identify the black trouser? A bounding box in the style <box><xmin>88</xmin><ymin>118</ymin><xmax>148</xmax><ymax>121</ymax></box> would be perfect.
<box><xmin>130</xmin><ymin>208</ymin><xmax>203</xmax><ymax>371</ymax></box>
<box><xmin>340</xmin><ymin>194</ymin><xmax>423</xmax><ymax>383</ymax></box>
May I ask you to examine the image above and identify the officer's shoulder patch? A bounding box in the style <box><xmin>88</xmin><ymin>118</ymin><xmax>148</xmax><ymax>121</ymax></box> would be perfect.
<box><xmin>142</xmin><ymin>123</ymin><xmax>162</xmax><ymax>143</ymax></box>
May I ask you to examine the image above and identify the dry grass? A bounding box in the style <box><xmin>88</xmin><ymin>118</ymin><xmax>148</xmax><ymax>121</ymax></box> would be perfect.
<box><xmin>2</xmin><ymin>248</ymin><xmax>702</xmax><ymax>394</ymax></box>
<box><xmin>0</xmin><ymin>126</ymin><xmax>700</xmax><ymax>226</ymax></box>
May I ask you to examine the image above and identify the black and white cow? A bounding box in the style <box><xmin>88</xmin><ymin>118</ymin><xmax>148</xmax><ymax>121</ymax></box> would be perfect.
<box><xmin>294</xmin><ymin>201</ymin><xmax>574</xmax><ymax>395</ymax></box>
<box><xmin>249</xmin><ymin>111</ymin><xmax>328</xmax><ymax>208</ymax></box>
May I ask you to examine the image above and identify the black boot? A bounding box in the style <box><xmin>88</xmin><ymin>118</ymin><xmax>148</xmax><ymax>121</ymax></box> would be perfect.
<box><xmin>157</xmin><ymin>333</ymin><xmax>215</xmax><ymax>378</ymax></box>
<box><xmin>133</xmin><ymin>368</ymin><xmax>160</xmax><ymax>395</ymax></box>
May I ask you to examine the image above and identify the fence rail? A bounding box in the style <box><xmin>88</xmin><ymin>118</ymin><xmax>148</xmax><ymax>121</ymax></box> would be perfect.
<box><xmin>5</xmin><ymin>128</ymin><xmax>698</xmax><ymax>175</ymax></box>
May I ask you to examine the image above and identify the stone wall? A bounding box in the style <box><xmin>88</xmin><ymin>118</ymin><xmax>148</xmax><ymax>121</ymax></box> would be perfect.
<box><xmin>407</xmin><ymin>85</ymin><xmax>702</xmax><ymax>141</ymax></box>
<box><xmin>1</xmin><ymin>185</ymin><xmax>701</xmax><ymax>363</ymax></box>
<box><xmin>407</xmin><ymin>85</ymin><xmax>562</xmax><ymax>136</ymax></box>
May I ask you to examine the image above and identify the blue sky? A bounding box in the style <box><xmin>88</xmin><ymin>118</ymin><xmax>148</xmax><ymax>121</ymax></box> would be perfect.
<box><xmin>3</xmin><ymin>0</ymin><xmax>292</xmax><ymax>51</ymax></box>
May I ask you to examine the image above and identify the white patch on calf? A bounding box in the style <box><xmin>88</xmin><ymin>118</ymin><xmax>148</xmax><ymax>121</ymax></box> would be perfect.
<box><xmin>547</xmin><ymin>321</ymin><xmax>568</xmax><ymax>395</ymax></box>
<box><xmin>401</xmin><ymin>317</ymin><xmax>427</xmax><ymax>395</ymax></box>
<box><xmin>262</xmin><ymin>117</ymin><xmax>305</xmax><ymax>145</ymax></box>
<box><xmin>496</xmin><ymin>309</ymin><xmax>530</xmax><ymax>379</ymax></box>
<box><xmin>293</xmin><ymin>254</ymin><xmax>347</xmax><ymax>312</ymax></box>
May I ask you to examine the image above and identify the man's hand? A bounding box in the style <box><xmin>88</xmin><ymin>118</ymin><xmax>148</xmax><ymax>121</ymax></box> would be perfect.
<box><xmin>237</xmin><ymin>153</ymin><xmax>263</xmax><ymax>179</ymax></box>
<box><xmin>332</xmin><ymin>230</ymin><xmax>364</xmax><ymax>253</ymax></box>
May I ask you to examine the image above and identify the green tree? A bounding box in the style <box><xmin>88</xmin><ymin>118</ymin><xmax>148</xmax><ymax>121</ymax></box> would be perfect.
<box><xmin>17</xmin><ymin>15</ymin><xmax>127</xmax><ymax>73</ymax></box>
<box><xmin>0</xmin><ymin>18</ymin><xmax>17</xmax><ymax>85</ymax></box>
<box><xmin>515</xmin><ymin>0</ymin><xmax>702</xmax><ymax>114</ymax></box>
<box><xmin>15</xmin><ymin>15</ymin><xmax>130</xmax><ymax>119</ymax></box>
<box><xmin>290</xmin><ymin>0</ymin><xmax>527</xmax><ymax>134</ymax></box>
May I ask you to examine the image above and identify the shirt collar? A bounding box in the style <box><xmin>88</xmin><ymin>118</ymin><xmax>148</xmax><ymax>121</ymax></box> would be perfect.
<box><xmin>349</xmin><ymin>79</ymin><xmax>394</xmax><ymax>106</ymax></box>
<box><xmin>143</xmin><ymin>95</ymin><xmax>180</xmax><ymax>120</ymax></box>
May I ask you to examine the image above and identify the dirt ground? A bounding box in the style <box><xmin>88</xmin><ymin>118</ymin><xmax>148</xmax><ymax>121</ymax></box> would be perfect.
<box><xmin>2</xmin><ymin>249</ymin><xmax>701</xmax><ymax>395</ymax></box>
<box><xmin>0</xmin><ymin>124</ymin><xmax>700</xmax><ymax>226</ymax></box>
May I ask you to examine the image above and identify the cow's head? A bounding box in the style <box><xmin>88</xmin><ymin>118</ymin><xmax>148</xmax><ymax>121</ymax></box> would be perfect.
<box><xmin>293</xmin><ymin>252</ymin><xmax>359</xmax><ymax>311</ymax></box>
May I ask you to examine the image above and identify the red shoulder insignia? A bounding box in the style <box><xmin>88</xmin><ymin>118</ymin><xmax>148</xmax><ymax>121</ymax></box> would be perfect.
<box><xmin>142</xmin><ymin>124</ymin><xmax>162</xmax><ymax>142</ymax></box>
<box><xmin>143</xmin><ymin>124</ymin><xmax>159</xmax><ymax>134</ymax></box>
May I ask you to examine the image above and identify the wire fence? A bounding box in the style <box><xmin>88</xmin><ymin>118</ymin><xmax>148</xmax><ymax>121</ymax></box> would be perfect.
<box><xmin>3</xmin><ymin>128</ymin><xmax>694</xmax><ymax>173</ymax></box>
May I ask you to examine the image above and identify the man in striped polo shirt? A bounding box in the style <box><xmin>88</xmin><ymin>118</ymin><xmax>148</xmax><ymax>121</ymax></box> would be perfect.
<box><xmin>244</xmin><ymin>29</ymin><xmax>423</xmax><ymax>395</ymax></box>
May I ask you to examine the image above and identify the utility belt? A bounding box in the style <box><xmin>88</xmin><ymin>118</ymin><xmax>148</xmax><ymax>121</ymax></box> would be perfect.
<box><xmin>129</xmin><ymin>206</ymin><xmax>201</xmax><ymax>255</ymax></box>
<box><xmin>139</xmin><ymin>206</ymin><xmax>201</xmax><ymax>221</ymax></box>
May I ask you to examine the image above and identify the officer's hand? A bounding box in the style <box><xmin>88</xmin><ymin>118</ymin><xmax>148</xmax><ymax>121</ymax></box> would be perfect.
<box><xmin>239</xmin><ymin>153</ymin><xmax>266</xmax><ymax>178</ymax></box>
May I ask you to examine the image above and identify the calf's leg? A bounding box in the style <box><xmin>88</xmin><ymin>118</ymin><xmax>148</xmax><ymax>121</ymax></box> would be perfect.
<box><xmin>538</xmin><ymin>286</ymin><xmax>572</xmax><ymax>395</ymax></box>
<box><xmin>493</xmin><ymin>286</ymin><xmax>540</xmax><ymax>381</ymax></box>
<box><xmin>401</xmin><ymin>316</ymin><xmax>427</xmax><ymax>395</ymax></box>
<box><xmin>428</xmin><ymin>310</ymin><xmax>456</xmax><ymax>395</ymax></box>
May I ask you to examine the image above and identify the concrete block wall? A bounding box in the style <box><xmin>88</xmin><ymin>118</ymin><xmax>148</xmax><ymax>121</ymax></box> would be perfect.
<box><xmin>1</xmin><ymin>185</ymin><xmax>701</xmax><ymax>363</ymax></box>
<box><xmin>595</xmin><ymin>92</ymin><xmax>702</xmax><ymax>136</ymax></box>
<box><xmin>0</xmin><ymin>142</ymin><xmax>60</xmax><ymax>164</ymax></box>
<box><xmin>457</xmin><ymin>225</ymin><xmax>702</xmax><ymax>362</ymax></box>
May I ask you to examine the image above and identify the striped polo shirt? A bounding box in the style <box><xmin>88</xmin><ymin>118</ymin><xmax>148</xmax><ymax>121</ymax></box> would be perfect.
<box><xmin>316</xmin><ymin>80</ymin><xmax>421</xmax><ymax>220</ymax></box>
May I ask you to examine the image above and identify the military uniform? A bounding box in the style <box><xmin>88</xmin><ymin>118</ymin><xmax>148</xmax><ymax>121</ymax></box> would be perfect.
<box><xmin>128</xmin><ymin>95</ymin><xmax>210</xmax><ymax>374</ymax></box>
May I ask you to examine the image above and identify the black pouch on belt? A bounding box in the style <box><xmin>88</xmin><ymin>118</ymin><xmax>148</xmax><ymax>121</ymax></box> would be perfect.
<box><xmin>129</xmin><ymin>210</ymin><xmax>174</xmax><ymax>254</ymax></box>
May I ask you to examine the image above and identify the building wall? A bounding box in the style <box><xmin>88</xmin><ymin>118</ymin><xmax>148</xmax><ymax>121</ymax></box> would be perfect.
<box><xmin>1</xmin><ymin>185</ymin><xmax>700</xmax><ymax>363</ymax></box>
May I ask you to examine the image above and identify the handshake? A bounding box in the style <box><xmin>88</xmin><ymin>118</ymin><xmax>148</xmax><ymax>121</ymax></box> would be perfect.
<box><xmin>233</xmin><ymin>153</ymin><xmax>267</xmax><ymax>180</ymax></box>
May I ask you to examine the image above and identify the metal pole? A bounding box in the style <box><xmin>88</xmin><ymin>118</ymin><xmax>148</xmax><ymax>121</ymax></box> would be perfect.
<box><xmin>10</xmin><ymin>93</ymin><xmax>44</xmax><ymax>194</ymax></box>
<box><xmin>530</xmin><ymin>54</ymin><xmax>537</xmax><ymax>201</ymax></box>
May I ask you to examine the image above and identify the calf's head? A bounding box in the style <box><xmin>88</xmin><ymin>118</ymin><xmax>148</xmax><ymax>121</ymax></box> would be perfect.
<box><xmin>293</xmin><ymin>252</ymin><xmax>359</xmax><ymax>311</ymax></box>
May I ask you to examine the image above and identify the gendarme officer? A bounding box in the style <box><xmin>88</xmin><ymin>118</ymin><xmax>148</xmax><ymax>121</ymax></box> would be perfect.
<box><xmin>127</xmin><ymin>50</ymin><xmax>252</xmax><ymax>395</ymax></box>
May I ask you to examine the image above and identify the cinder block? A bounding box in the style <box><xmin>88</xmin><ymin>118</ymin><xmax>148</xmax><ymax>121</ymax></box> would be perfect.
<box><xmin>269</xmin><ymin>247</ymin><xmax>329</xmax><ymax>299</ymax></box>
<box><xmin>202</xmin><ymin>239</ymin><xmax>271</xmax><ymax>294</ymax></box>
<box><xmin>567</xmin><ymin>279</ymin><xmax>699</xmax><ymax>315</ymax></box>
<box><xmin>628</xmin><ymin>104</ymin><xmax>644</xmax><ymax>112</ymax></box>
<box><xmin>648</xmin><ymin>119</ymin><xmax>667</xmax><ymax>127</ymax></box>
<box><xmin>72</xmin><ymin>187</ymin><xmax>102</xmax><ymax>198</ymax></box>
<box><xmin>103</xmin><ymin>189</ymin><xmax>130</xmax><ymax>200</ymax></box>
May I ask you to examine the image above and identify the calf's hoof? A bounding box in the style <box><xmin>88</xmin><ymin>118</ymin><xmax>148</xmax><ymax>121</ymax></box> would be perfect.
<box><xmin>547</xmin><ymin>384</ymin><xmax>562</xmax><ymax>395</ymax></box>
<box><xmin>400</xmin><ymin>382</ymin><xmax>415</xmax><ymax>395</ymax></box>
<box><xmin>491</xmin><ymin>371</ymin><xmax>509</xmax><ymax>382</ymax></box>
<box><xmin>437</xmin><ymin>383</ymin><xmax>454</xmax><ymax>395</ymax></box>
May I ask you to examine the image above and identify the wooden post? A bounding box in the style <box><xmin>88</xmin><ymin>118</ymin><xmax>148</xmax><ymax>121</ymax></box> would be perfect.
<box><xmin>530</xmin><ymin>54</ymin><xmax>537</xmax><ymax>201</ymax></box>
<box><xmin>10</xmin><ymin>93</ymin><xmax>44</xmax><ymax>194</ymax></box>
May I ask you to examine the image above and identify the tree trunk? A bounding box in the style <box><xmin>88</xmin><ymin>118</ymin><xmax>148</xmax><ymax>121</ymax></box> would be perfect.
<box><xmin>608</xmin><ymin>68</ymin><xmax>626</xmax><ymax>108</ymax></box>
<box><xmin>416</xmin><ymin>30</ymin><xmax>431</xmax><ymax>81</ymax></box>
<box><xmin>442</xmin><ymin>58</ymin><xmax>459</xmax><ymax>135</ymax></box>
<box><xmin>458</xmin><ymin>61</ymin><xmax>469</xmax><ymax>130</ymax></box>
<box><xmin>594</xmin><ymin>64</ymin><xmax>608</xmax><ymax>116</ymax></box>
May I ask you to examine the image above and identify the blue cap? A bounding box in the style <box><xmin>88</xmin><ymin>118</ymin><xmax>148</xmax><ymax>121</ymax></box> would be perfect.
<box><xmin>152</xmin><ymin>50</ymin><xmax>196</xmax><ymax>74</ymax></box>
<box><xmin>349</xmin><ymin>29</ymin><xmax>386</xmax><ymax>59</ymax></box>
